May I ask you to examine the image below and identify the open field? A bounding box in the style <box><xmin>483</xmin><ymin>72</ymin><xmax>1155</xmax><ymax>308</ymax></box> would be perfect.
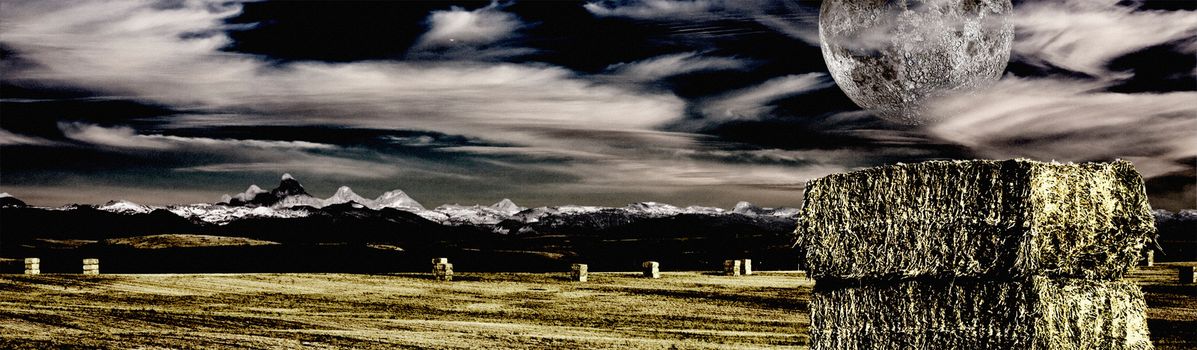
<box><xmin>0</xmin><ymin>266</ymin><xmax>1193</xmax><ymax>349</ymax></box>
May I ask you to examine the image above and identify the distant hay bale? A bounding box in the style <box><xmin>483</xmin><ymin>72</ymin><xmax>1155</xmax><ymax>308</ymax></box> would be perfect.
<box><xmin>571</xmin><ymin>264</ymin><xmax>588</xmax><ymax>282</ymax></box>
<box><xmin>796</xmin><ymin>159</ymin><xmax>1155</xmax><ymax>281</ymax></box>
<box><xmin>82</xmin><ymin>258</ymin><xmax>100</xmax><ymax>275</ymax></box>
<box><xmin>24</xmin><ymin>258</ymin><xmax>39</xmax><ymax>275</ymax></box>
<box><xmin>642</xmin><ymin>261</ymin><xmax>660</xmax><ymax>279</ymax></box>
<box><xmin>1180</xmin><ymin>266</ymin><xmax>1195</xmax><ymax>284</ymax></box>
<box><xmin>431</xmin><ymin>258</ymin><xmax>448</xmax><ymax>265</ymax></box>
<box><xmin>1140</xmin><ymin>250</ymin><xmax>1154</xmax><ymax>267</ymax></box>
<box><xmin>724</xmin><ymin>260</ymin><xmax>741</xmax><ymax>276</ymax></box>
<box><xmin>433</xmin><ymin>262</ymin><xmax>453</xmax><ymax>281</ymax></box>
<box><xmin>741</xmin><ymin>259</ymin><xmax>753</xmax><ymax>275</ymax></box>
<box><xmin>810</xmin><ymin>277</ymin><xmax>1152</xmax><ymax>350</ymax></box>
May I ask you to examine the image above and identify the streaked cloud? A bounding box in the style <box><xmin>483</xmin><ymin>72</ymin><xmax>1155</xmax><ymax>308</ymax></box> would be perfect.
<box><xmin>0</xmin><ymin>128</ymin><xmax>60</xmax><ymax>146</ymax></box>
<box><xmin>928</xmin><ymin>77</ymin><xmax>1197</xmax><ymax>178</ymax></box>
<box><xmin>59</xmin><ymin>123</ymin><xmax>337</xmax><ymax>151</ymax></box>
<box><xmin>698</xmin><ymin>73</ymin><xmax>831</xmax><ymax>122</ymax></box>
<box><xmin>604</xmin><ymin>52</ymin><xmax>751</xmax><ymax>82</ymax></box>
<box><xmin>1013</xmin><ymin>0</ymin><xmax>1197</xmax><ymax>78</ymax></box>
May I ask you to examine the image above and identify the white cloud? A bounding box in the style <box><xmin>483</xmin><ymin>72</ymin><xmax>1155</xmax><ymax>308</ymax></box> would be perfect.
<box><xmin>58</xmin><ymin>123</ymin><xmax>336</xmax><ymax>151</ymax></box>
<box><xmin>699</xmin><ymin>73</ymin><xmax>831</xmax><ymax>121</ymax></box>
<box><xmin>0</xmin><ymin>1</ymin><xmax>684</xmax><ymax>149</ymax></box>
<box><xmin>414</xmin><ymin>2</ymin><xmax>522</xmax><ymax>49</ymax></box>
<box><xmin>0</xmin><ymin>128</ymin><xmax>60</xmax><ymax>146</ymax></box>
<box><xmin>754</xmin><ymin>14</ymin><xmax>820</xmax><ymax>47</ymax></box>
<box><xmin>928</xmin><ymin>77</ymin><xmax>1197</xmax><ymax>178</ymax></box>
<box><xmin>1014</xmin><ymin>0</ymin><xmax>1197</xmax><ymax>78</ymax></box>
<box><xmin>584</xmin><ymin>0</ymin><xmax>724</xmax><ymax>19</ymax></box>
<box><xmin>604</xmin><ymin>52</ymin><xmax>750</xmax><ymax>82</ymax></box>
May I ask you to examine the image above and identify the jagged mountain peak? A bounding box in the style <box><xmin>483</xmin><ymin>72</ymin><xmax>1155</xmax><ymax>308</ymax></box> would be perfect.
<box><xmin>99</xmin><ymin>199</ymin><xmax>152</xmax><ymax>214</ymax></box>
<box><xmin>376</xmin><ymin>189</ymin><xmax>425</xmax><ymax>210</ymax></box>
<box><xmin>490</xmin><ymin>198</ymin><xmax>523</xmax><ymax>214</ymax></box>
<box><xmin>732</xmin><ymin>201</ymin><xmax>762</xmax><ymax>214</ymax></box>
<box><xmin>324</xmin><ymin>186</ymin><xmax>372</xmax><ymax>207</ymax></box>
<box><xmin>271</xmin><ymin>174</ymin><xmax>308</xmax><ymax>198</ymax></box>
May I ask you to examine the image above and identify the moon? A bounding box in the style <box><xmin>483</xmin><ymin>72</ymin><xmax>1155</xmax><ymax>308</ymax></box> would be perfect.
<box><xmin>819</xmin><ymin>0</ymin><xmax>1014</xmax><ymax>124</ymax></box>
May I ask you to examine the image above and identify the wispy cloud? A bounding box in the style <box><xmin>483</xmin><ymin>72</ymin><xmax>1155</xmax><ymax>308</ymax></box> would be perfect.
<box><xmin>698</xmin><ymin>73</ymin><xmax>831</xmax><ymax>122</ymax></box>
<box><xmin>1013</xmin><ymin>0</ymin><xmax>1197</xmax><ymax>78</ymax></box>
<box><xmin>59</xmin><ymin>123</ymin><xmax>337</xmax><ymax>151</ymax></box>
<box><xmin>0</xmin><ymin>128</ymin><xmax>60</xmax><ymax>146</ymax></box>
<box><xmin>0</xmin><ymin>1</ymin><xmax>684</xmax><ymax>147</ymax></box>
<box><xmin>604</xmin><ymin>52</ymin><xmax>750</xmax><ymax>82</ymax></box>
<box><xmin>928</xmin><ymin>77</ymin><xmax>1197</xmax><ymax>178</ymax></box>
<box><xmin>584</xmin><ymin>0</ymin><xmax>727</xmax><ymax>19</ymax></box>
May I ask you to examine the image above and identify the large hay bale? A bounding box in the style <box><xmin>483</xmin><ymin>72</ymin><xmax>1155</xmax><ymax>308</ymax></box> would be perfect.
<box><xmin>724</xmin><ymin>260</ymin><xmax>741</xmax><ymax>276</ymax></box>
<box><xmin>810</xmin><ymin>276</ymin><xmax>1152</xmax><ymax>350</ymax></box>
<box><xmin>796</xmin><ymin>159</ymin><xmax>1155</xmax><ymax>281</ymax></box>
<box><xmin>741</xmin><ymin>259</ymin><xmax>753</xmax><ymax>275</ymax></box>
<box><xmin>571</xmin><ymin>263</ymin><xmax>588</xmax><ymax>282</ymax></box>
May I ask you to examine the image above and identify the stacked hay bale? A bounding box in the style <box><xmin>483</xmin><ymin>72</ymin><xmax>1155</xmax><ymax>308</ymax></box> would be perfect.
<box><xmin>642</xmin><ymin>261</ymin><xmax>660</xmax><ymax>279</ymax></box>
<box><xmin>82</xmin><ymin>258</ymin><xmax>100</xmax><ymax>275</ymax></box>
<box><xmin>741</xmin><ymin>259</ymin><xmax>753</xmax><ymax>276</ymax></box>
<box><xmin>431</xmin><ymin>258</ymin><xmax>452</xmax><ymax>281</ymax></box>
<box><xmin>795</xmin><ymin>159</ymin><xmax>1156</xmax><ymax>349</ymax></box>
<box><xmin>24</xmin><ymin>258</ymin><xmax>39</xmax><ymax>275</ymax></box>
<box><xmin>724</xmin><ymin>260</ymin><xmax>742</xmax><ymax>276</ymax></box>
<box><xmin>571</xmin><ymin>264</ymin><xmax>588</xmax><ymax>282</ymax></box>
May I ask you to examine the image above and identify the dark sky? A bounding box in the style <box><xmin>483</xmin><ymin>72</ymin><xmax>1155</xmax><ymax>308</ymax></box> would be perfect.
<box><xmin>1</xmin><ymin>0</ymin><xmax>1194</xmax><ymax>210</ymax></box>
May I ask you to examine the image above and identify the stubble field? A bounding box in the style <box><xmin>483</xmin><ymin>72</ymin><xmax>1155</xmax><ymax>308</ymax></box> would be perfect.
<box><xmin>0</xmin><ymin>266</ymin><xmax>1192</xmax><ymax>349</ymax></box>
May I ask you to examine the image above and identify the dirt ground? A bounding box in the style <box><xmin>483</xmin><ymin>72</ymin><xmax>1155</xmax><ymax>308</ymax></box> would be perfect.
<box><xmin>0</xmin><ymin>266</ymin><xmax>1192</xmax><ymax>349</ymax></box>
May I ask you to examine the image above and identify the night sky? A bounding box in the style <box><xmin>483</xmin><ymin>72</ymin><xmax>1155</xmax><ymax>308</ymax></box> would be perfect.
<box><xmin>1</xmin><ymin>0</ymin><xmax>1194</xmax><ymax>210</ymax></box>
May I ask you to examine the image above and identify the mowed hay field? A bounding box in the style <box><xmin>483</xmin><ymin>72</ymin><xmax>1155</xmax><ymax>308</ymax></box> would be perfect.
<box><xmin>0</xmin><ymin>266</ymin><xmax>1193</xmax><ymax>349</ymax></box>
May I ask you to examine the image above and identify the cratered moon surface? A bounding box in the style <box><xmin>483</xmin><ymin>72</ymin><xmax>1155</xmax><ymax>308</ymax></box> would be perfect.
<box><xmin>819</xmin><ymin>0</ymin><xmax>1014</xmax><ymax>124</ymax></box>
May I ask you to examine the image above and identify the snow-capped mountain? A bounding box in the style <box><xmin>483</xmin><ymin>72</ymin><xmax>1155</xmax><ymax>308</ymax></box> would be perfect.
<box><xmin>323</xmin><ymin>186</ymin><xmax>372</xmax><ymax>207</ymax></box>
<box><xmin>0</xmin><ymin>192</ymin><xmax>27</xmax><ymax>208</ymax></box>
<box><xmin>274</xmin><ymin>194</ymin><xmax>324</xmax><ymax>208</ymax></box>
<box><xmin>167</xmin><ymin>204</ymin><xmax>312</xmax><ymax>224</ymax></box>
<box><xmin>220</xmin><ymin>174</ymin><xmax>427</xmax><ymax>212</ymax></box>
<box><xmin>429</xmin><ymin>199</ymin><xmax>525</xmax><ymax>226</ymax></box>
<box><xmin>490</xmin><ymin>198</ymin><xmax>523</xmax><ymax>214</ymax></box>
<box><xmin>376</xmin><ymin>190</ymin><xmax>425</xmax><ymax>210</ymax></box>
<box><xmin>76</xmin><ymin>173</ymin><xmax>800</xmax><ymax>226</ymax></box>
<box><xmin>99</xmin><ymin>200</ymin><xmax>153</xmax><ymax>214</ymax></box>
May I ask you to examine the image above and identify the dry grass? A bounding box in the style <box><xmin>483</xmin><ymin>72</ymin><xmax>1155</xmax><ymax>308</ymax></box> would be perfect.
<box><xmin>101</xmin><ymin>234</ymin><xmax>279</xmax><ymax>249</ymax></box>
<box><xmin>0</xmin><ymin>268</ymin><xmax>1190</xmax><ymax>349</ymax></box>
<box><xmin>0</xmin><ymin>271</ymin><xmax>812</xmax><ymax>349</ymax></box>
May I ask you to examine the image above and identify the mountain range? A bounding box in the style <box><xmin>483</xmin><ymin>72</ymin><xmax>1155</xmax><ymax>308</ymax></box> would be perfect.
<box><xmin>1</xmin><ymin>175</ymin><xmax>1192</xmax><ymax>273</ymax></box>
<box><xmin>10</xmin><ymin>174</ymin><xmax>802</xmax><ymax>228</ymax></box>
